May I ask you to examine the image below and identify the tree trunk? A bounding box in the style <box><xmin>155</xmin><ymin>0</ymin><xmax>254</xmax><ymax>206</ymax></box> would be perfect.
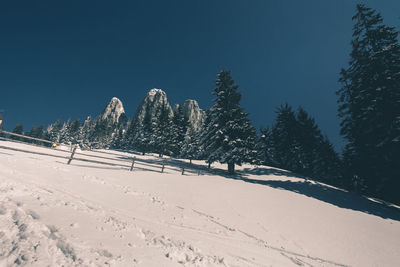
<box><xmin>190</xmin><ymin>159</ymin><xmax>192</xmax><ymax>164</ymax></box>
<box><xmin>142</xmin><ymin>151</ymin><xmax>145</xmax><ymax>155</ymax></box>
<box><xmin>228</xmin><ymin>162</ymin><xmax>235</xmax><ymax>174</ymax></box>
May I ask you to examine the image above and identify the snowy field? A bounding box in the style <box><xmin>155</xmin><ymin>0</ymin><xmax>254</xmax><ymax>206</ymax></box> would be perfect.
<box><xmin>0</xmin><ymin>140</ymin><xmax>399</xmax><ymax>267</ymax></box>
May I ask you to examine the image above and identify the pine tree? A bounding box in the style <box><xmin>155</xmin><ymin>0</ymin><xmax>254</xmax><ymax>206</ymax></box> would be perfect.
<box><xmin>26</xmin><ymin>125</ymin><xmax>45</xmax><ymax>145</ymax></box>
<box><xmin>259</xmin><ymin>105</ymin><xmax>342</xmax><ymax>185</ymax></box>
<box><xmin>257</xmin><ymin>127</ymin><xmax>275</xmax><ymax>166</ymax></box>
<box><xmin>89</xmin><ymin>118</ymin><xmax>114</xmax><ymax>149</ymax></box>
<box><xmin>124</xmin><ymin>118</ymin><xmax>138</xmax><ymax>150</ymax></box>
<box><xmin>312</xmin><ymin>136</ymin><xmax>342</xmax><ymax>186</ymax></box>
<box><xmin>202</xmin><ymin>70</ymin><xmax>257</xmax><ymax>174</ymax></box>
<box><xmin>10</xmin><ymin>124</ymin><xmax>24</xmax><ymax>141</ymax></box>
<box><xmin>59</xmin><ymin>119</ymin><xmax>72</xmax><ymax>144</ymax></box>
<box><xmin>110</xmin><ymin>126</ymin><xmax>124</xmax><ymax>149</ymax></box>
<box><xmin>134</xmin><ymin>102</ymin><xmax>155</xmax><ymax>155</ymax></box>
<box><xmin>69</xmin><ymin>119</ymin><xmax>81</xmax><ymax>145</ymax></box>
<box><xmin>337</xmin><ymin>4</ymin><xmax>400</xmax><ymax>202</ymax></box>
<box><xmin>47</xmin><ymin>120</ymin><xmax>63</xmax><ymax>143</ymax></box>
<box><xmin>171</xmin><ymin>105</ymin><xmax>188</xmax><ymax>156</ymax></box>
<box><xmin>154</xmin><ymin>104</ymin><xmax>174</xmax><ymax>157</ymax></box>
<box><xmin>269</xmin><ymin>104</ymin><xmax>300</xmax><ymax>171</ymax></box>
<box><xmin>181</xmin><ymin>125</ymin><xmax>200</xmax><ymax>163</ymax></box>
<box><xmin>79</xmin><ymin>116</ymin><xmax>95</xmax><ymax>149</ymax></box>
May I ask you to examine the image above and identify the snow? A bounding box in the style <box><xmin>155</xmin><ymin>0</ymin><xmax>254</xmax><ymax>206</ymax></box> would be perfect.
<box><xmin>1</xmin><ymin>140</ymin><xmax>400</xmax><ymax>266</ymax></box>
<box><xmin>148</xmin><ymin>88</ymin><xmax>165</xmax><ymax>96</ymax></box>
<box><xmin>183</xmin><ymin>100</ymin><xmax>205</xmax><ymax>131</ymax></box>
<box><xmin>101</xmin><ymin>97</ymin><xmax>125</xmax><ymax>123</ymax></box>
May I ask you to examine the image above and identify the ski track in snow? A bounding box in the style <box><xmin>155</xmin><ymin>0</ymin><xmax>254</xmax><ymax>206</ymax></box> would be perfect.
<box><xmin>1</xmin><ymin>141</ymin><xmax>399</xmax><ymax>266</ymax></box>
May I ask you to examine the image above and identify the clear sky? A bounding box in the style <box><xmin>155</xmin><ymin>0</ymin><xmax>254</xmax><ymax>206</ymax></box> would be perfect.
<box><xmin>1</xmin><ymin>0</ymin><xmax>400</xmax><ymax>151</ymax></box>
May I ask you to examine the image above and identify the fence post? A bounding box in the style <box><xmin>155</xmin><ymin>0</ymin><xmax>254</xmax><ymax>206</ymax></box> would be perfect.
<box><xmin>67</xmin><ymin>146</ymin><xmax>77</xmax><ymax>165</ymax></box>
<box><xmin>130</xmin><ymin>157</ymin><xmax>135</xmax><ymax>171</ymax></box>
<box><xmin>181</xmin><ymin>167</ymin><xmax>185</xmax><ymax>175</ymax></box>
<box><xmin>161</xmin><ymin>164</ymin><xmax>165</xmax><ymax>173</ymax></box>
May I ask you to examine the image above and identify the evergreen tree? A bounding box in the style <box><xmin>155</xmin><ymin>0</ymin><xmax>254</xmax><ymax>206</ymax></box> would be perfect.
<box><xmin>199</xmin><ymin>108</ymin><xmax>212</xmax><ymax>161</ymax></box>
<box><xmin>10</xmin><ymin>124</ymin><xmax>24</xmax><ymax>141</ymax></box>
<box><xmin>59</xmin><ymin>119</ymin><xmax>72</xmax><ymax>144</ymax></box>
<box><xmin>89</xmin><ymin>118</ymin><xmax>114</xmax><ymax>149</ymax></box>
<box><xmin>132</xmin><ymin>102</ymin><xmax>156</xmax><ymax>155</ymax></box>
<box><xmin>312</xmin><ymin>136</ymin><xmax>343</xmax><ymax>186</ymax></box>
<box><xmin>124</xmin><ymin>118</ymin><xmax>139</xmax><ymax>150</ymax></box>
<box><xmin>337</xmin><ymin>4</ymin><xmax>400</xmax><ymax>202</ymax></box>
<box><xmin>154</xmin><ymin>104</ymin><xmax>175</xmax><ymax>157</ymax></box>
<box><xmin>79</xmin><ymin>116</ymin><xmax>95</xmax><ymax>149</ymax></box>
<box><xmin>259</xmin><ymin>105</ymin><xmax>342</xmax><ymax>185</ymax></box>
<box><xmin>202</xmin><ymin>70</ymin><xmax>257</xmax><ymax>174</ymax></box>
<box><xmin>47</xmin><ymin>120</ymin><xmax>63</xmax><ymax>143</ymax></box>
<box><xmin>110</xmin><ymin>126</ymin><xmax>124</xmax><ymax>149</ymax></box>
<box><xmin>69</xmin><ymin>119</ymin><xmax>81</xmax><ymax>145</ymax></box>
<box><xmin>256</xmin><ymin>127</ymin><xmax>275</xmax><ymax>166</ymax></box>
<box><xmin>269</xmin><ymin>104</ymin><xmax>300</xmax><ymax>171</ymax></box>
<box><xmin>26</xmin><ymin>125</ymin><xmax>45</xmax><ymax>145</ymax></box>
<box><xmin>171</xmin><ymin>105</ymin><xmax>188</xmax><ymax>156</ymax></box>
<box><xmin>181</xmin><ymin>125</ymin><xmax>200</xmax><ymax>163</ymax></box>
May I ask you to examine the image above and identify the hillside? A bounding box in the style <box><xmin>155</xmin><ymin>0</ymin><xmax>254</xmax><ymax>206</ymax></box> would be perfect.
<box><xmin>0</xmin><ymin>140</ymin><xmax>399</xmax><ymax>266</ymax></box>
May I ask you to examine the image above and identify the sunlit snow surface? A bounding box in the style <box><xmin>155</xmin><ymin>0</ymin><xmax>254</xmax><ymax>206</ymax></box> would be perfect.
<box><xmin>0</xmin><ymin>140</ymin><xmax>399</xmax><ymax>266</ymax></box>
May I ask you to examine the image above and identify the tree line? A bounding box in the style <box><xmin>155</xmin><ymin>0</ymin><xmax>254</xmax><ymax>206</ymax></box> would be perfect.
<box><xmin>5</xmin><ymin>4</ymin><xmax>400</xmax><ymax>204</ymax></box>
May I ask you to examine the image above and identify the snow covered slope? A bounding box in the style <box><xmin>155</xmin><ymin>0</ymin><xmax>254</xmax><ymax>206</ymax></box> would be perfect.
<box><xmin>0</xmin><ymin>141</ymin><xmax>399</xmax><ymax>266</ymax></box>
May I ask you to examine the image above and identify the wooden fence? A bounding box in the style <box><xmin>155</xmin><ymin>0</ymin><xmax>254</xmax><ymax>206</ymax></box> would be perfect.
<box><xmin>0</xmin><ymin>130</ymin><xmax>203</xmax><ymax>176</ymax></box>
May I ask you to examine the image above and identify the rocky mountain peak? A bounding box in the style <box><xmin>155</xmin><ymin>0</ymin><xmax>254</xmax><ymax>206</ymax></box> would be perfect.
<box><xmin>183</xmin><ymin>99</ymin><xmax>205</xmax><ymax>131</ymax></box>
<box><xmin>133</xmin><ymin>88</ymin><xmax>173</xmax><ymax>123</ymax></box>
<box><xmin>101</xmin><ymin>97</ymin><xmax>126</xmax><ymax>124</ymax></box>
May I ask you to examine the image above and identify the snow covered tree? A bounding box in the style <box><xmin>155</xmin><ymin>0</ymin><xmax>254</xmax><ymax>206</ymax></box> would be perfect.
<box><xmin>171</xmin><ymin>105</ymin><xmax>188</xmax><ymax>156</ymax></box>
<box><xmin>123</xmin><ymin>118</ymin><xmax>138</xmax><ymax>150</ymax></box>
<box><xmin>68</xmin><ymin>119</ymin><xmax>81</xmax><ymax>144</ymax></box>
<box><xmin>202</xmin><ymin>70</ymin><xmax>257</xmax><ymax>174</ymax></box>
<box><xmin>154</xmin><ymin>104</ymin><xmax>175</xmax><ymax>157</ymax></box>
<box><xmin>110</xmin><ymin>126</ymin><xmax>125</xmax><ymax>149</ymax></box>
<box><xmin>181</xmin><ymin>125</ymin><xmax>200</xmax><ymax>163</ymax></box>
<box><xmin>47</xmin><ymin>120</ymin><xmax>63</xmax><ymax>143</ymax></box>
<box><xmin>59</xmin><ymin>119</ymin><xmax>70</xmax><ymax>144</ymax></box>
<box><xmin>256</xmin><ymin>127</ymin><xmax>275</xmax><ymax>166</ymax></box>
<box><xmin>337</xmin><ymin>4</ymin><xmax>400</xmax><ymax>202</ymax></box>
<box><xmin>89</xmin><ymin>118</ymin><xmax>114</xmax><ymax>149</ymax></box>
<box><xmin>79</xmin><ymin>116</ymin><xmax>95</xmax><ymax>149</ymax></box>
<box><xmin>60</xmin><ymin>119</ymin><xmax>81</xmax><ymax>145</ymax></box>
<box><xmin>131</xmin><ymin>102</ymin><xmax>156</xmax><ymax>155</ymax></box>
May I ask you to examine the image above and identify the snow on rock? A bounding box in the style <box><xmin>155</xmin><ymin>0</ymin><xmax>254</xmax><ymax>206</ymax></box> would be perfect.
<box><xmin>101</xmin><ymin>97</ymin><xmax>127</xmax><ymax>124</ymax></box>
<box><xmin>0</xmin><ymin>140</ymin><xmax>400</xmax><ymax>266</ymax></box>
<box><xmin>133</xmin><ymin>88</ymin><xmax>173</xmax><ymax>123</ymax></box>
<box><xmin>183</xmin><ymin>99</ymin><xmax>205</xmax><ymax>131</ymax></box>
<box><xmin>148</xmin><ymin>88</ymin><xmax>166</xmax><ymax>97</ymax></box>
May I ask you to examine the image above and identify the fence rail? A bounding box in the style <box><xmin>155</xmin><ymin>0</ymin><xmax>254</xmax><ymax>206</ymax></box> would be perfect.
<box><xmin>0</xmin><ymin>130</ymin><xmax>56</xmax><ymax>145</ymax></box>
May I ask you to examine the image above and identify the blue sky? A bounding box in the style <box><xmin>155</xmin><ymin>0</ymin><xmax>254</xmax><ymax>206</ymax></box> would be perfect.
<box><xmin>1</xmin><ymin>0</ymin><xmax>400</xmax><ymax>151</ymax></box>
